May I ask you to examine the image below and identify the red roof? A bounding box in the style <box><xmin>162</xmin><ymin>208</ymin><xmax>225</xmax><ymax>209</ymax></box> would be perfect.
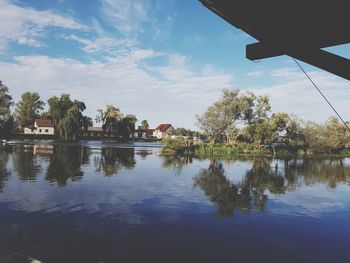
<box><xmin>154</xmin><ymin>124</ymin><xmax>173</xmax><ymax>132</ymax></box>
<box><xmin>35</xmin><ymin>119</ymin><xmax>54</xmax><ymax>127</ymax></box>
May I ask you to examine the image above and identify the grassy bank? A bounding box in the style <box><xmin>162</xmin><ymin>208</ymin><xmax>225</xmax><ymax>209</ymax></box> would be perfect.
<box><xmin>162</xmin><ymin>137</ymin><xmax>350</xmax><ymax>158</ymax></box>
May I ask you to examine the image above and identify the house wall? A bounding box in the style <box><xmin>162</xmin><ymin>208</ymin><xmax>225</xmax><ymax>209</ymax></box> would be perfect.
<box><xmin>35</xmin><ymin>127</ymin><xmax>55</xmax><ymax>135</ymax></box>
<box><xmin>24</xmin><ymin>128</ymin><xmax>35</xmax><ymax>134</ymax></box>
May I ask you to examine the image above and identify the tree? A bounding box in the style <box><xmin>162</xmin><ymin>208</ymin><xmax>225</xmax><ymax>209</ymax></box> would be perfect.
<box><xmin>117</xmin><ymin>114</ymin><xmax>138</xmax><ymax>140</ymax></box>
<box><xmin>56</xmin><ymin>101</ymin><xmax>86</xmax><ymax>141</ymax></box>
<box><xmin>15</xmin><ymin>92</ymin><xmax>45</xmax><ymax>128</ymax></box>
<box><xmin>140</xmin><ymin>120</ymin><xmax>149</xmax><ymax>129</ymax></box>
<box><xmin>47</xmin><ymin>94</ymin><xmax>75</xmax><ymax>126</ymax></box>
<box><xmin>241</xmin><ymin>93</ymin><xmax>272</xmax><ymax>145</ymax></box>
<box><xmin>46</xmin><ymin>94</ymin><xmax>86</xmax><ymax>141</ymax></box>
<box><xmin>303</xmin><ymin>117</ymin><xmax>350</xmax><ymax>154</ymax></box>
<box><xmin>196</xmin><ymin>88</ymin><xmax>262</xmax><ymax>143</ymax></box>
<box><xmin>81</xmin><ymin>116</ymin><xmax>93</xmax><ymax>131</ymax></box>
<box><xmin>0</xmin><ymin>81</ymin><xmax>14</xmax><ymax>137</ymax></box>
<box><xmin>96</xmin><ymin>105</ymin><xmax>123</xmax><ymax>136</ymax></box>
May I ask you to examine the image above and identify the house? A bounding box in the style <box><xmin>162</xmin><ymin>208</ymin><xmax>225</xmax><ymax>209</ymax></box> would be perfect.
<box><xmin>24</xmin><ymin>119</ymin><xmax>55</xmax><ymax>135</ymax></box>
<box><xmin>153</xmin><ymin>124</ymin><xmax>176</xmax><ymax>139</ymax></box>
<box><xmin>81</xmin><ymin>127</ymin><xmax>105</xmax><ymax>137</ymax></box>
<box><xmin>134</xmin><ymin>127</ymin><xmax>155</xmax><ymax>139</ymax></box>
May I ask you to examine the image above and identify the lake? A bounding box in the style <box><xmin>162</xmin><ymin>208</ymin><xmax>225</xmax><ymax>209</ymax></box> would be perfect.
<box><xmin>0</xmin><ymin>140</ymin><xmax>350</xmax><ymax>262</ymax></box>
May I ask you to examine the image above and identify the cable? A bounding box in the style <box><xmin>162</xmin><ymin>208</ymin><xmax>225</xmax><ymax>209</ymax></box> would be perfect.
<box><xmin>292</xmin><ymin>57</ymin><xmax>350</xmax><ymax>132</ymax></box>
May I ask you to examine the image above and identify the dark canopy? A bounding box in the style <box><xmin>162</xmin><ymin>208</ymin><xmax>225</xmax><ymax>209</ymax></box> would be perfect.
<box><xmin>200</xmin><ymin>0</ymin><xmax>350</xmax><ymax>80</ymax></box>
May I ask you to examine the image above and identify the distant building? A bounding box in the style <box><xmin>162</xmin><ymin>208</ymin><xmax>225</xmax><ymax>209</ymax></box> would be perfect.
<box><xmin>24</xmin><ymin>119</ymin><xmax>55</xmax><ymax>135</ymax></box>
<box><xmin>153</xmin><ymin>124</ymin><xmax>176</xmax><ymax>139</ymax></box>
<box><xmin>81</xmin><ymin>127</ymin><xmax>105</xmax><ymax>137</ymax></box>
<box><xmin>134</xmin><ymin>128</ymin><xmax>155</xmax><ymax>139</ymax></box>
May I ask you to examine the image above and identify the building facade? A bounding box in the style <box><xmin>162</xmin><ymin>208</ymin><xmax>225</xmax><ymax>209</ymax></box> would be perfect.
<box><xmin>24</xmin><ymin>119</ymin><xmax>55</xmax><ymax>135</ymax></box>
<box><xmin>153</xmin><ymin>124</ymin><xmax>176</xmax><ymax>139</ymax></box>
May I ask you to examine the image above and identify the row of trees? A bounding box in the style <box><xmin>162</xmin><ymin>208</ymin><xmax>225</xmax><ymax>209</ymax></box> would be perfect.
<box><xmin>0</xmin><ymin>81</ymin><xmax>149</xmax><ymax>141</ymax></box>
<box><xmin>196</xmin><ymin>88</ymin><xmax>350</xmax><ymax>154</ymax></box>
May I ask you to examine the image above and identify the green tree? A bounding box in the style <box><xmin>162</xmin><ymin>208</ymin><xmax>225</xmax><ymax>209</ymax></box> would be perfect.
<box><xmin>241</xmin><ymin>93</ymin><xmax>272</xmax><ymax>146</ymax></box>
<box><xmin>140</xmin><ymin>120</ymin><xmax>149</xmax><ymax>129</ymax></box>
<box><xmin>56</xmin><ymin>101</ymin><xmax>86</xmax><ymax>141</ymax></box>
<box><xmin>196</xmin><ymin>89</ymin><xmax>248</xmax><ymax>143</ymax></box>
<box><xmin>117</xmin><ymin>114</ymin><xmax>138</xmax><ymax>140</ymax></box>
<box><xmin>15</xmin><ymin>92</ymin><xmax>45</xmax><ymax>128</ymax></box>
<box><xmin>0</xmin><ymin>81</ymin><xmax>14</xmax><ymax>138</ymax></box>
<box><xmin>47</xmin><ymin>94</ymin><xmax>86</xmax><ymax>141</ymax></box>
<box><xmin>96</xmin><ymin>105</ymin><xmax>123</xmax><ymax>136</ymax></box>
<box><xmin>81</xmin><ymin>116</ymin><xmax>93</xmax><ymax>131</ymax></box>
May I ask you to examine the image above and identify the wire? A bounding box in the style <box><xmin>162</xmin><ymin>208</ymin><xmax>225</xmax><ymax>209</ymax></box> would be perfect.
<box><xmin>292</xmin><ymin>57</ymin><xmax>350</xmax><ymax>132</ymax></box>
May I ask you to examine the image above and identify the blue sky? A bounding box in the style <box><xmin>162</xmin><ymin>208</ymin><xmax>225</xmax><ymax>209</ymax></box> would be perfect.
<box><xmin>0</xmin><ymin>0</ymin><xmax>349</xmax><ymax>129</ymax></box>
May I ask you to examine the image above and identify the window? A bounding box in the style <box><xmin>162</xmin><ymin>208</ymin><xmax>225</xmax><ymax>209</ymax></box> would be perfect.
<box><xmin>39</xmin><ymin>129</ymin><xmax>42</xmax><ymax>132</ymax></box>
<box><xmin>45</xmin><ymin>129</ymin><xmax>49</xmax><ymax>133</ymax></box>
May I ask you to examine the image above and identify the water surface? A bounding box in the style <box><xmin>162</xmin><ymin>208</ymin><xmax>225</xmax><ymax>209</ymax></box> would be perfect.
<box><xmin>0</xmin><ymin>141</ymin><xmax>350</xmax><ymax>262</ymax></box>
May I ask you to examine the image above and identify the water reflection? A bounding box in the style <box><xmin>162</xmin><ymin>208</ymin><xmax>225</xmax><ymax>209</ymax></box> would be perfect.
<box><xmin>194</xmin><ymin>158</ymin><xmax>350</xmax><ymax>218</ymax></box>
<box><xmin>0</xmin><ymin>146</ymin><xmax>11</xmax><ymax>191</ymax></box>
<box><xmin>12</xmin><ymin>145</ymin><xmax>41</xmax><ymax>181</ymax></box>
<box><xmin>46</xmin><ymin>146</ymin><xmax>89</xmax><ymax>186</ymax></box>
<box><xmin>94</xmin><ymin>147</ymin><xmax>136</xmax><ymax>176</ymax></box>
<box><xmin>193</xmin><ymin>159</ymin><xmax>268</xmax><ymax>218</ymax></box>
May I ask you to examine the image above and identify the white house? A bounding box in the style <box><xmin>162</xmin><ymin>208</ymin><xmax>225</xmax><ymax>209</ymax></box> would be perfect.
<box><xmin>24</xmin><ymin>119</ymin><xmax>55</xmax><ymax>135</ymax></box>
<box><xmin>153</xmin><ymin>124</ymin><xmax>176</xmax><ymax>139</ymax></box>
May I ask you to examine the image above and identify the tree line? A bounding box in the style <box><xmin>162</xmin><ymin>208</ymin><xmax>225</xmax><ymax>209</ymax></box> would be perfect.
<box><xmin>196</xmin><ymin>88</ymin><xmax>350</xmax><ymax>154</ymax></box>
<box><xmin>0</xmin><ymin>81</ymin><xmax>150</xmax><ymax>141</ymax></box>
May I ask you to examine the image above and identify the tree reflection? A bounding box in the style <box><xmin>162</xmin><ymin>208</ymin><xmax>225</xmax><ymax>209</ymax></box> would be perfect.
<box><xmin>0</xmin><ymin>146</ymin><xmax>11</xmax><ymax>191</ymax></box>
<box><xmin>94</xmin><ymin>147</ymin><xmax>136</xmax><ymax>176</ymax></box>
<box><xmin>46</xmin><ymin>145</ymin><xmax>85</xmax><ymax>186</ymax></box>
<box><xmin>194</xmin><ymin>157</ymin><xmax>350</xmax><ymax>218</ymax></box>
<box><xmin>194</xmin><ymin>159</ymin><xmax>272</xmax><ymax>218</ymax></box>
<box><xmin>12</xmin><ymin>145</ymin><xmax>41</xmax><ymax>181</ymax></box>
<box><xmin>162</xmin><ymin>155</ymin><xmax>193</xmax><ymax>175</ymax></box>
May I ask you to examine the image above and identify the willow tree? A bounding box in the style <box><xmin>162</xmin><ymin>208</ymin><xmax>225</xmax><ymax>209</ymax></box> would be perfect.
<box><xmin>96</xmin><ymin>105</ymin><xmax>123</xmax><ymax>136</ymax></box>
<box><xmin>57</xmin><ymin>101</ymin><xmax>86</xmax><ymax>141</ymax></box>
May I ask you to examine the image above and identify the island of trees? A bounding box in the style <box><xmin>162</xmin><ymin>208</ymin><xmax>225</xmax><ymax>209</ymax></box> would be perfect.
<box><xmin>163</xmin><ymin>88</ymin><xmax>350</xmax><ymax>156</ymax></box>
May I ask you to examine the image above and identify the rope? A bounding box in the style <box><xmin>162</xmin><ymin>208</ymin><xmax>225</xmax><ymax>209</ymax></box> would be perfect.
<box><xmin>292</xmin><ymin>57</ymin><xmax>350</xmax><ymax>132</ymax></box>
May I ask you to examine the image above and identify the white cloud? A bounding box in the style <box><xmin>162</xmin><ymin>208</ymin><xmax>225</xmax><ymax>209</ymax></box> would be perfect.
<box><xmin>248</xmin><ymin>67</ymin><xmax>350</xmax><ymax>123</ymax></box>
<box><xmin>0</xmin><ymin>0</ymin><xmax>85</xmax><ymax>51</ymax></box>
<box><xmin>100</xmin><ymin>0</ymin><xmax>149</xmax><ymax>36</ymax></box>
<box><xmin>0</xmin><ymin>51</ymin><xmax>233</xmax><ymax>129</ymax></box>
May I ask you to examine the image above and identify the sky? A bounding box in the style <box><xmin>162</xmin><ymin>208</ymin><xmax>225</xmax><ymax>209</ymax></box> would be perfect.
<box><xmin>0</xmin><ymin>0</ymin><xmax>349</xmax><ymax>130</ymax></box>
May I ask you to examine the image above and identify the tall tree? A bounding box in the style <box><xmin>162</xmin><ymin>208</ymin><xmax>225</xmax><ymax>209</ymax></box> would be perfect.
<box><xmin>81</xmin><ymin>116</ymin><xmax>93</xmax><ymax>131</ymax></box>
<box><xmin>140</xmin><ymin>120</ymin><xmax>149</xmax><ymax>129</ymax></box>
<box><xmin>56</xmin><ymin>100</ymin><xmax>86</xmax><ymax>141</ymax></box>
<box><xmin>0</xmin><ymin>81</ymin><xmax>14</xmax><ymax>137</ymax></box>
<box><xmin>118</xmin><ymin>114</ymin><xmax>137</xmax><ymax>139</ymax></box>
<box><xmin>96</xmin><ymin>105</ymin><xmax>123</xmax><ymax>135</ymax></box>
<box><xmin>15</xmin><ymin>92</ymin><xmax>45</xmax><ymax>128</ymax></box>
<box><xmin>46</xmin><ymin>94</ymin><xmax>86</xmax><ymax>141</ymax></box>
<box><xmin>196</xmin><ymin>88</ymin><xmax>253</xmax><ymax>143</ymax></box>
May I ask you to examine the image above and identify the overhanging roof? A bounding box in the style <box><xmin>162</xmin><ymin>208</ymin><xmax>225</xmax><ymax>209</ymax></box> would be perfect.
<box><xmin>200</xmin><ymin>0</ymin><xmax>350</xmax><ymax>80</ymax></box>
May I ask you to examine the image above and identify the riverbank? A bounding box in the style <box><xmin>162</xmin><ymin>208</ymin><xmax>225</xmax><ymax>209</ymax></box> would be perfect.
<box><xmin>161</xmin><ymin>138</ymin><xmax>350</xmax><ymax>158</ymax></box>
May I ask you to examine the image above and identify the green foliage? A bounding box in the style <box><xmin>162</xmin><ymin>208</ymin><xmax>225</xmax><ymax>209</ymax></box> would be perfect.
<box><xmin>96</xmin><ymin>105</ymin><xmax>123</xmax><ymax>135</ymax></box>
<box><xmin>47</xmin><ymin>94</ymin><xmax>86</xmax><ymax>141</ymax></box>
<box><xmin>15</xmin><ymin>92</ymin><xmax>45</xmax><ymax>128</ymax></box>
<box><xmin>303</xmin><ymin>117</ymin><xmax>350</xmax><ymax>154</ymax></box>
<box><xmin>140</xmin><ymin>120</ymin><xmax>149</xmax><ymax>129</ymax></box>
<box><xmin>0</xmin><ymin>81</ymin><xmax>14</xmax><ymax>137</ymax></box>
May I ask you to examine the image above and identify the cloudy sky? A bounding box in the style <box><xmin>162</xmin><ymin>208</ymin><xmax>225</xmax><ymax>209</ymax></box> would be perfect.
<box><xmin>0</xmin><ymin>0</ymin><xmax>349</xmax><ymax>129</ymax></box>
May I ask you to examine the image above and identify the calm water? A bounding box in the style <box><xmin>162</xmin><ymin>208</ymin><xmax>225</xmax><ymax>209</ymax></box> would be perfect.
<box><xmin>1</xmin><ymin>140</ymin><xmax>350</xmax><ymax>262</ymax></box>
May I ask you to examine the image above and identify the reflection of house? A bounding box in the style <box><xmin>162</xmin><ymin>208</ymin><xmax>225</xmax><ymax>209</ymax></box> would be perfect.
<box><xmin>134</xmin><ymin>128</ymin><xmax>155</xmax><ymax>139</ymax></box>
<box><xmin>34</xmin><ymin>144</ymin><xmax>54</xmax><ymax>156</ymax></box>
<box><xmin>153</xmin><ymin>124</ymin><xmax>176</xmax><ymax>139</ymax></box>
<box><xmin>24</xmin><ymin>119</ymin><xmax>55</xmax><ymax>135</ymax></box>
